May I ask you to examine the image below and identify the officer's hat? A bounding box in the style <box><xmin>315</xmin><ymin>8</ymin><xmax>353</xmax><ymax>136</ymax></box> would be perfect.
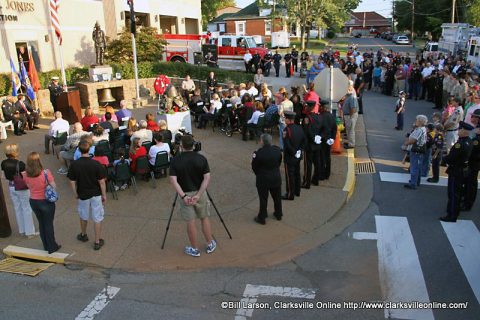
<box><xmin>472</xmin><ymin>109</ymin><xmax>480</xmax><ymax>118</ymax></box>
<box><xmin>319</xmin><ymin>99</ymin><xmax>330</xmax><ymax>106</ymax></box>
<box><xmin>459</xmin><ymin>121</ymin><xmax>474</xmax><ymax>131</ymax></box>
<box><xmin>284</xmin><ymin>111</ymin><xmax>296</xmax><ymax>120</ymax></box>
<box><xmin>51</xmin><ymin>76</ymin><xmax>59</xmax><ymax>80</ymax></box>
<box><xmin>427</xmin><ymin>123</ymin><xmax>435</xmax><ymax>131</ymax></box>
<box><xmin>304</xmin><ymin>100</ymin><xmax>316</xmax><ymax>109</ymax></box>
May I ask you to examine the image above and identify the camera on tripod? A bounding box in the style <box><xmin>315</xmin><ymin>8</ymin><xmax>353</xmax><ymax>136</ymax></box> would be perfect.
<box><xmin>174</xmin><ymin>128</ymin><xmax>202</xmax><ymax>154</ymax></box>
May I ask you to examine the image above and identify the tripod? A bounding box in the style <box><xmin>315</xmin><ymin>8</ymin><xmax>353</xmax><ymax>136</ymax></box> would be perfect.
<box><xmin>161</xmin><ymin>190</ymin><xmax>232</xmax><ymax>249</ymax></box>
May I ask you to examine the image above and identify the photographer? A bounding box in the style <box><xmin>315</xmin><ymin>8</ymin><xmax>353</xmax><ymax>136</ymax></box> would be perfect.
<box><xmin>169</xmin><ymin>135</ymin><xmax>216</xmax><ymax>257</ymax></box>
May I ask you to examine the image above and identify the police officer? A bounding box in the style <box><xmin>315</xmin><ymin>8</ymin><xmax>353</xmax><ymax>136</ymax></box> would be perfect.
<box><xmin>48</xmin><ymin>76</ymin><xmax>63</xmax><ymax>112</ymax></box>
<box><xmin>252</xmin><ymin>134</ymin><xmax>283</xmax><ymax>224</ymax></box>
<box><xmin>427</xmin><ymin>123</ymin><xmax>445</xmax><ymax>183</ymax></box>
<box><xmin>262</xmin><ymin>51</ymin><xmax>273</xmax><ymax>77</ymax></box>
<box><xmin>273</xmin><ymin>50</ymin><xmax>282</xmax><ymax>77</ymax></box>
<box><xmin>291</xmin><ymin>45</ymin><xmax>299</xmax><ymax>72</ymax></box>
<box><xmin>319</xmin><ymin>100</ymin><xmax>337</xmax><ymax>180</ymax></box>
<box><xmin>205</xmin><ymin>52</ymin><xmax>217</xmax><ymax>68</ymax></box>
<box><xmin>433</xmin><ymin>70</ymin><xmax>444</xmax><ymax>109</ymax></box>
<box><xmin>301</xmin><ymin>101</ymin><xmax>322</xmax><ymax>189</ymax></box>
<box><xmin>440</xmin><ymin>121</ymin><xmax>474</xmax><ymax>222</ymax></box>
<box><xmin>1</xmin><ymin>96</ymin><xmax>25</xmax><ymax>136</ymax></box>
<box><xmin>282</xmin><ymin>111</ymin><xmax>306</xmax><ymax>200</ymax></box>
<box><xmin>252</xmin><ymin>52</ymin><xmax>261</xmax><ymax>74</ymax></box>
<box><xmin>284</xmin><ymin>51</ymin><xmax>293</xmax><ymax>78</ymax></box>
<box><xmin>462</xmin><ymin>109</ymin><xmax>480</xmax><ymax>211</ymax></box>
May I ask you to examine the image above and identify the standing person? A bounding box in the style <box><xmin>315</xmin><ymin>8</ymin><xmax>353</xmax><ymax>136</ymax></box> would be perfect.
<box><xmin>440</xmin><ymin>121</ymin><xmax>474</xmax><ymax>222</ymax></box>
<box><xmin>262</xmin><ymin>51</ymin><xmax>272</xmax><ymax>77</ymax></box>
<box><xmin>318</xmin><ymin>100</ymin><xmax>337</xmax><ymax>180</ymax></box>
<box><xmin>395</xmin><ymin>91</ymin><xmax>407</xmax><ymax>130</ymax></box>
<box><xmin>341</xmin><ymin>88</ymin><xmax>359</xmax><ymax>149</ymax></box>
<box><xmin>243</xmin><ymin>51</ymin><xmax>253</xmax><ymax>74</ymax></box>
<box><xmin>282</xmin><ymin>111</ymin><xmax>306</xmax><ymax>200</ymax></box>
<box><xmin>48</xmin><ymin>76</ymin><xmax>63</xmax><ymax>112</ymax></box>
<box><xmin>23</xmin><ymin>152</ymin><xmax>61</xmax><ymax>254</ymax></box>
<box><xmin>291</xmin><ymin>45</ymin><xmax>299</xmax><ymax>72</ymax></box>
<box><xmin>169</xmin><ymin>135</ymin><xmax>216</xmax><ymax>257</ymax></box>
<box><xmin>462</xmin><ymin>110</ymin><xmax>480</xmax><ymax>211</ymax></box>
<box><xmin>278</xmin><ymin>92</ymin><xmax>293</xmax><ymax>149</ymax></box>
<box><xmin>254</xmin><ymin>69</ymin><xmax>265</xmax><ymax>89</ymax></box>
<box><xmin>44</xmin><ymin>111</ymin><xmax>70</xmax><ymax>154</ymax></box>
<box><xmin>422</xmin><ymin>123</ymin><xmax>436</xmax><ymax>177</ymax></box>
<box><xmin>206</xmin><ymin>72</ymin><xmax>217</xmax><ymax>100</ymax></box>
<box><xmin>302</xmin><ymin>83</ymin><xmax>319</xmax><ymax>114</ymax></box>
<box><xmin>403</xmin><ymin>115</ymin><xmax>428</xmax><ymax>190</ymax></box>
<box><xmin>301</xmin><ymin>102</ymin><xmax>322</xmax><ymax>189</ymax></box>
<box><xmin>273</xmin><ymin>50</ymin><xmax>282</xmax><ymax>77</ymax></box>
<box><xmin>444</xmin><ymin>98</ymin><xmax>463</xmax><ymax>153</ymax></box>
<box><xmin>373</xmin><ymin>62</ymin><xmax>382</xmax><ymax>92</ymax></box>
<box><xmin>394</xmin><ymin>64</ymin><xmax>406</xmax><ymax>97</ymax></box>
<box><xmin>252</xmin><ymin>134</ymin><xmax>283</xmax><ymax>225</ymax></box>
<box><xmin>284</xmin><ymin>51</ymin><xmax>292</xmax><ymax>78</ymax></box>
<box><xmin>1</xmin><ymin>144</ymin><xmax>37</xmax><ymax>238</ymax></box>
<box><xmin>68</xmin><ymin>138</ymin><xmax>107</xmax><ymax>250</ymax></box>
<box><xmin>354</xmin><ymin>68</ymin><xmax>365</xmax><ymax>114</ymax></box>
<box><xmin>427</xmin><ymin>123</ymin><xmax>445</xmax><ymax>183</ymax></box>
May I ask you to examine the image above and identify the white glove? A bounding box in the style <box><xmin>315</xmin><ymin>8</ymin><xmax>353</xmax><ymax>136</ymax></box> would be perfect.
<box><xmin>327</xmin><ymin>138</ymin><xmax>334</xmax><ymax>146</ymax></box>
<box><xmin>314</xmin><ymin>135</ymin><xmax>322</xmax><ymax>144</ymax></box>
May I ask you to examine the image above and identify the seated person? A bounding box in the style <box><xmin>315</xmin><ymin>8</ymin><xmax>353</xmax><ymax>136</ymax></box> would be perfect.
<box><xmin>129</xmin><ymin>137</ymin><xmax>147</xmax><ymax>174</ymax></box>
<box><xmin>101</xmin><ymin>106</ymin><xmax>118</xmax><ymax>122</ymax></box>
<box><xmin>80</xmin><ymin>107</ymin><xmax>99</xmax><ymax>131</ymax></box>
<box><xmin>125</xmin><ymin>117</ymin><xmax>138</xmax><ymax>146</ymax></box>
<box><xmin>99</xmin><ymin>112</ymin><xmax>119</xmax><ymax>132</ymax></box>
<box><xmin>73</xmin><ymin>135</ymin><xmax>95</xmax><ymax>160</ymax></box>
<box><xmin>57</xmin><ymin>123</ymin><xmax>90</xmax><ymax>174</ymax></box>
<box><xmin>15</xmin><ymin>94</ymin><xmax>40</xmax><ymax>130</ymax></box>
<box><xmin>229</xmin><ymin>89</ymin><xmax>241</xmax><ymax>107</ymax></box>
<box><xmin>92</xmin><ymin>147</ymin><xmax>109</xmax><ymax>166</ymax></box>
<box><xmin>112</xmin><ymin>148</ymin><xmax>130</xmax><ymax>191</ymax></box>
<box><xmin>130</xmin><ymin>120</ymin><xmax>152</xmax><ymax>144</ymax></box>
<box><xmin>198</xmin><ymin>93</ymin><xmax>223</xmax><ymax>129</ymax></box>
<box><xmin>247</xmin><ymin>102</ymin><xmax>265</xmax><ymax>138</ymax></box>
<box><xmin>91</xmin><ymin>124</ymin><xmax>109</xmax><ymax>145</ymax></box>
<box><xmin>45</xmin><ymin>111</ymin><xmax>70</xmax><ymax>154</ymax></box>
<box><xmin>115</xmin><ymin>100</ymin><xmax>132</xmax><ymax>121</ymax></box>
<box><xmin>146</xmin><ymin>113</ymin><xmax>159</xmax><ymax>132</ymax></box>
<box><xmin>2</xmin><ymin>96</ymin><xmax>26</xmax><ymax>136</ymax></box>
<box><xmin>181</xmin><ymin>75</ymin><xmax>196</xmax><ymax>102</ymax></box>
<box><xmin>158</xmin><ymin>120</ymin><xmax>172</xmax><ymax>143</ymax></box>
<box><xmin>246</xmin><ymin>82</ymin><xmax>259</xmax><ymax>97</ymax></box>
<box><xmin>148</xmin><ymin>132</ymin><xmax>171</xmax><ymax>178</ymax></box>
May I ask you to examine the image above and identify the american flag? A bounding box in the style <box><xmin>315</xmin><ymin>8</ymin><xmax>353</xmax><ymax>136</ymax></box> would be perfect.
<box><xmin>49</xmin><ymin>0</ymin><xmax>62</xmax><ymax>45</ymax></box>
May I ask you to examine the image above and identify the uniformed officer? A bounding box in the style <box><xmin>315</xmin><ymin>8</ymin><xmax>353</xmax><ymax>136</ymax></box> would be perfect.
<box><xmin>283</xmin><ymin>111</ymin><xmax>306</xmax><ymax>200</ymax></box>
<box><xmin>284</xmin><ymin>52</ymin><xmax>293</xmax><ymax>78</ymax></box>
<box><xmin>440</xmin><ymin>121</ymin><xmax>474</xmax><ymax>222</ymax></box>
<box><xmin>318</xmin><ymin>100</ymin><xmax>337</xmax><ymax>180</ymax></box>
<box><xmin>427</xmin><ymin>123</ymin><xmax>445</xmax><ymax>183</ymax></box>
<box><xmin>273</xmin><ymin>50</ymin><xmax>282</xmax><ymax>77</ymax></box>
<box><xmin>251</xmin><ymin>52</ymin><xmax>261</xmax><ymax>73</ymax></box>
<box><xmin>252</xmin><ymin>134</ymin><xmax>283</xmax><ymax>224</ymax></box>
<box><xmin>291</xmin><ymin>45</ymin><xmax>299</xmax><ymax>72</ymax></box>
<box><xmin>301</xmin><ymin>101</ymin><xmax>322</xmax><ymax>189</ymax></box>
<box><xmin>48</xmin><ymin>76</ymin><xmax>63</xmax><ymax>112</ymax></box>
<box><xmin>462</xmin><ymin>109</ymin><xmax>480</xmax><ymax>211</ymax></box>
<box><xmin>262</xmin><ymin>51</ymin><xmax>273</xmax><ymax>77</ymax></box>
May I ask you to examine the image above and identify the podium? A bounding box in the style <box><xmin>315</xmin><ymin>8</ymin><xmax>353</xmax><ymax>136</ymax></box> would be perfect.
<box><xmin>57</xmin><ymin>90</ymin><xmax>82</xmax><ymax>124</ymax></box>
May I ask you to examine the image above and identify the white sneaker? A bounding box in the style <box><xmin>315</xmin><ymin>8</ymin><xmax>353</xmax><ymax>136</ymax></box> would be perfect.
<box><xmin>114</xmin><ymin>185</ymin><xmax>120</xmax><ymax>191</ymax></box>
<box><xmin>120</xmin><ymin>183</ymin><xmax>128</xmax><ymax>190</ymax></box>
<box><xmin>57</xmin><ymin>167</ymin><xmax>68</xmax><ymax>175</ymax></box>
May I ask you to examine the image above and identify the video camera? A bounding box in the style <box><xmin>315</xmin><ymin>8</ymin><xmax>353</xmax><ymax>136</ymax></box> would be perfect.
<box><xmin>174</xmin><ymin>128</ymin><xmax>202</xmax><ymax>154</ymax></box>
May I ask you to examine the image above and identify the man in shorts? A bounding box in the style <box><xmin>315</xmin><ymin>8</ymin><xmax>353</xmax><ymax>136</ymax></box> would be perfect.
<box><xmin>68</xmin><ymin>139</ymin><xmax>107</xmax><ymax>250</ymax></box>
<box><xmin>169</xmin><ymin>135</ymin><xmax>216</xmax><ymax>257</ymax></box>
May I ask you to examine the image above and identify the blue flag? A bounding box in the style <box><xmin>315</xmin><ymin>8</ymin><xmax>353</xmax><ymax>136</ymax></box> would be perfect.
<box><xmin>20</xmin><ymin>60</ymin><xmax>35</xmax><ymax>101</ymax></box>
<box><xmin>10</xmin><ymin>58</ymin><xmax>21</xmax><ymax>97</ymax></box>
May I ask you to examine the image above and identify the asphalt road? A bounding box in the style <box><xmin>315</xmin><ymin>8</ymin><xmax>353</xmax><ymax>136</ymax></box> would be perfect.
<box><xmin>0</xmin><ymin>37</ymin><xmax>479</xmax><ymax>320</ymax></box>
<box><xmin>348</xmin><ymin>36</ymin><xmax>419</xmax><ymax>54</ymax></box>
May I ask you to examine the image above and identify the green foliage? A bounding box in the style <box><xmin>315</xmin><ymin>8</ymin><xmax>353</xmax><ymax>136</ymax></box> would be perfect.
<box><xmin>466</xmin><ymin>0</ymin><xmax>480</xmax><ymax>26</ymax></box>
<box><xmin>0</xmin><ymin>73</ymin><xmax>11</xmax><ymax>97</ymax></box>
<box><xmin>326</xmin><ymin>30</ymin><xmax>336</xmax><ymax>39</ymax></box>
<box><xmin>201</xmin><ymin>0</ymin><xmax>236</xmax><ymax>28</ymax></box>
<box><xmin>105</xmin><ymin>27</ymin><xmax>166</xmax><ymax>64</ymax></box>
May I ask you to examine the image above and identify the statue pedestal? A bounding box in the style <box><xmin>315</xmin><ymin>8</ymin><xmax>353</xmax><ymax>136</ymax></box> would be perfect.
<box><xmin>89</xmin><ymin>65</ymin><xmax>113</xmax><ymax>82</ymax></box>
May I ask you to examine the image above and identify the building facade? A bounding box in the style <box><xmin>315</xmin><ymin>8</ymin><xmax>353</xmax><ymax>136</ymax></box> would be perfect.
<box><xmin>0</xmin><ymin>0</ymin><xmax>201</xmax><ymax>74</ymax></box>
<box><xmin>344</xmin><ymin>12</ymin><xmax>390</xmax><ymax>35</ymax></box>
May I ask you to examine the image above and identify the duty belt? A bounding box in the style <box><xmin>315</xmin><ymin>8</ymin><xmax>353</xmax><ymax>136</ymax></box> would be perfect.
<box><xmin>446</xmin><ymin>128</ymin><xmax>459</xmax><ymax>132</ymax></box>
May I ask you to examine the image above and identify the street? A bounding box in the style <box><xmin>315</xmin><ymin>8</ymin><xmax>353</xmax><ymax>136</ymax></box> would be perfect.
<box><xmin>0</xmin><ymin>37</ymin><xmax>479</xmax><ymax>320</ymax></box>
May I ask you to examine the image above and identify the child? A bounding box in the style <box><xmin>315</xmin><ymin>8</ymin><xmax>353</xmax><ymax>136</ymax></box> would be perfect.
<box><xmin>422</xmin><ymin>123</ymin><xmax>435</xmax><ymax>177</ymax></box>
<box><xmin>112</xmin><ymin>148</ymin><xmax>130</xmax><ymax>191</ymax></box>
<box><xmin>395</xmin><ymin>91</ymin><xmax>406</xmax><ymax>130</ymax></box>
<box><xmin>427</xmin><ymin>123</ymin><xmax>444</xmax><ymax>183</ymax></box>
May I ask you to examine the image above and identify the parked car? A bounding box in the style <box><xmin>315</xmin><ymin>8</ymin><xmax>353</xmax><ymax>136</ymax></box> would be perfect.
<box><xmin>354</xmin><ymin>33</ymin><xmax>362</xmax><ymax>38</ymax></box>
<box><xmin>395</xmin><ymin>36</ymin><xmax>411</xmax><ymax>45</ymax></box>
<box><xmin>386</xmin><ymin>33</ymin><xmax>396</xmax><ymax>41</ymax></box>
<box><xmin>380</xmin><ymin>32</ymin><xmax>389</xmax><ymax>39</ymax></box>
<box><xmin>392</xmin><ymin>34</ymin><xmax>401</xmax><ymax>42</ymax></box>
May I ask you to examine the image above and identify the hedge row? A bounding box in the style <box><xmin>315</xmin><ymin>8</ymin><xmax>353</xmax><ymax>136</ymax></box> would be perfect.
<box><xmin>0</xmin><ymin>62</ymin><xmax>253</xmax><ymax>97</ymax></box>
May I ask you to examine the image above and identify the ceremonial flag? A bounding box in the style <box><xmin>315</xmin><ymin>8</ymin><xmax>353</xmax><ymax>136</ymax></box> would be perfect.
<box><xmin>9</xmin><ymin>58</ymin><xmax>21</xmax><ymax>97</ymax></box>
<box><xmin>20</xmin><ymin>60</ymin><xmax>35</xmax><ymax>101</ymax></box>
<box><xmin>28</xmin><ymin>54</ymin><xmax>41</xmax><ymax>93</ymax></box>
<box><xmin>49</xmin><ymin>0</ymin><xmax>62</xmax><ymax>44</ymax></box>
<box><xmin>127</xmin><ymin>0</ymin><xmax>136</xmax><ymax>35</ymax></box>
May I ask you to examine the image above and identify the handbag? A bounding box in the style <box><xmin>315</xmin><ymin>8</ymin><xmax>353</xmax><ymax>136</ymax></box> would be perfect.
<box><xmin>13</xmin><ymin>161</ymin><xmax>28</xmax><ymax>191</ymax></box>
<box><xmin>411</xmin><ymin>130</ymin><xmax>426</xmax><ymax>154</ymax></box>
<box><xmin>43</xmin><ymin>170</ymin><xmax>59</xmax><ymax>202</ymax></box>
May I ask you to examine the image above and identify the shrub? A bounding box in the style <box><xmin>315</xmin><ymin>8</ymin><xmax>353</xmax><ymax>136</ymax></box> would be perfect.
<box><xmin>326</xmin><ymin>30</ymin><xmax>336</xmax><ymax>39</ymax></box>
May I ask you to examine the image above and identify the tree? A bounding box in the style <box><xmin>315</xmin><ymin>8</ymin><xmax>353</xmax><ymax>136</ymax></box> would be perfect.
<box><xmin>105</xmin><ymin>27</ymin><xmax>166</xmax><ymax>64</ymax></box>
<box><xmin>201</xmin><ymin>0</ymin><xmax>236</xmax><ymax>28</ymax></box>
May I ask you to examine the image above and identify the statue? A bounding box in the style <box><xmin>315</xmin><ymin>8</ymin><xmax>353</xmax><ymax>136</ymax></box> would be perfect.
<box><xmin>92</xmin><ymin>22</ymin><xmax>106</xmax><ymax>66</ymax></box>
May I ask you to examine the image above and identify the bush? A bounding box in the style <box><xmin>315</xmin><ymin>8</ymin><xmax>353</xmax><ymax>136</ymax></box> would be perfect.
<box><xmin>326</xmin><ymin>30</ymin><xmax>336</xmax><ymax>39</ymax></box>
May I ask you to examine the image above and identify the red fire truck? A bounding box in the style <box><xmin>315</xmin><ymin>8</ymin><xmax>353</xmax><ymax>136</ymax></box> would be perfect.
<box><xmin>160</xmin><ymin>34</ymin><xmax>209</xmax><ymax>64</ymax></box>
<box><xmin>215</xmin><ymin>35</ymin><xmax>268</xmax><ymax>60</ymax></box>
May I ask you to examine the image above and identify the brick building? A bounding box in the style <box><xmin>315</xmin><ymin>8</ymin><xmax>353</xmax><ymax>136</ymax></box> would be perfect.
<box><xmin>344</xmin><ymin>12</ymin><xmax>391</xmax><ymax>35</ymax></box>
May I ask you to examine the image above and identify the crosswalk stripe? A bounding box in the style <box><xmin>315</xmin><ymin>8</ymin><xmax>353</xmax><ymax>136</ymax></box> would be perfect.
<box><xmin>442</xmin><ymin>220</ymin><xmax>480</xmax><ymax>304</ymax></box>
<box><xmin>379</xmin><ymin>171</ymin><xmax>449</xmax><ymax>187</ymax></box>
<box><xmin>75</xmin><ymin>286</ymin><xmax>120</xmax><ymax>320</ymax></box>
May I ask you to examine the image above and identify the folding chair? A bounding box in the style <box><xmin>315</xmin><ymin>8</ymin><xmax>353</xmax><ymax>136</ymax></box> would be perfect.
<box><xmin>150</xmin><ymin>151</ymin><xmax>170</xmax><ymax>188</ymax></box>
<box><xmin>142</xmin><ymin>141</ymin><xmax>153</xmax><ymax>153</ymax></box>
<box><xmin>114</xmin><ymin>160</ymin><xmax>137</xmax><ymax>195</ymax></box>
<box><xmin>52</xmin><ymin>131</ymin><xmax>68</xmax><ymax>157</ymax></box>
<box><xmin>135</xmin><ymin>156</ymin><xmax>154</xmax><ymax>188</ymax></box>
<box><xmin>95</xmin><ymin>139</ymin><xmax>112</xmax><ymax>163</ymax></box>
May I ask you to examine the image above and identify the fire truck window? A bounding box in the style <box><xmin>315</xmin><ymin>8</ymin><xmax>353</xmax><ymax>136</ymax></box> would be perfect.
<box><xmin>222</xmin><ymin>38</ymin><xmax>232</xmax><ymax>47</ymax></box>
<box><xmin>237</xmin><ymin>38</ymin><xmax>246</xmax><ymax>48</ymax></box>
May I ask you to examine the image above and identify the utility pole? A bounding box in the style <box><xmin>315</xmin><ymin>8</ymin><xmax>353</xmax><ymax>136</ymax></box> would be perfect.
<box><xmin>392</xmin><ymin>1</ymin><xmax>395</xmax><ymax>32</ymax></box>
<box><xmin>411</xmin><ymin>0</ymin><xmax>415</xmax><ymax>47</ymax></box>
<box><xmin>452</xmin><ymin>0</ymin><xmax>456</xmax><ymax>23</ymax></box>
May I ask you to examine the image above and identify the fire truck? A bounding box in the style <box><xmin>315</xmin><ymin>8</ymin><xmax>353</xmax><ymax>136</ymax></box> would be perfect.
<box><xmin>215</xmin><ymin>35</ymin><xmax>269</xmax><ymax>60</ymax></box>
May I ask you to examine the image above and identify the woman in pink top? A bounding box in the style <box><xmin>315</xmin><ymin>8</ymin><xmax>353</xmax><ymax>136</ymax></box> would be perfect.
<box><xmin>22</xmin><ymin>152</ymin><xmax>61</xmax><ymax>254</ymax></box>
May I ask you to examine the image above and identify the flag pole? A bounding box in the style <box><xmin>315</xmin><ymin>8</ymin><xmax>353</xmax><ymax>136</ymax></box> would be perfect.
<box><xmin>128</xmin><ymin>0</ymin><xmax>140</xmax><ymax>104</ymax></box>
<box><xmin>58</xmin><ymin>42</ymin><xmax>68</xmax><ymax>92</ymax></box>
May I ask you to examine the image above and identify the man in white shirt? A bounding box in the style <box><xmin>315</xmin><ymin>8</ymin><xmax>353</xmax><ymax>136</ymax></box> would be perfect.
<box><xmin>247</xmin><ymin>82</ymin><xmax>259</xmax><ymax>97</ymax></box>
<box><xmin>45</xmin><ymin>111</ymin><xmax>70</xmax><ymax>154</ymax></box>
<box><xmin>354</xmin><ymin>53</ymin><xmax>364</xmax><ymax>68</ymax></box>
<box><xmin>239</xmin><ymin>83</ymin><xmax>247</xmax><ymax>98</ymax></box>
<box><xmin>452</xmin><ymin>60</ymin><xmax>462</xmax><ymax>74</ymax></box>
<box><xmin>148</xmin><ymin>131</ymin><xmax>171</xmax><ymax>166</ymax></box>
<box><xmin>244</xmin><ymin>52</ymin><xmax>253</xmax><ymax>73</ymax></box>
<box><xmin>131</xmin><ymin>120</ymin><xmax>152</xmax><ymax>144</ymax></box>
<box><xmin>181</xmin><ymin>75</ymin><xmax>196</xmax><ymax>101</ymax></box>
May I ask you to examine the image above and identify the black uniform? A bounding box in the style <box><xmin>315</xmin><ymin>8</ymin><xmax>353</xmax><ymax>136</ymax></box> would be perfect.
<box><xmin>291</xmin><ymin>48</ymin><xmax>299</xmax><ymax>72</ymax></box>
<box><xmin>252</xmin><ymin>144</ymin><xmax>283</xmax><ymax>223</ymax></box>
<box><xmin>302</xmin><ymin>112</ymin><xmax>322</xmax><ymax>188</ymax></box>
<box><xmin>429</xmin><ymin>130</ymin><xmax>444</xmax><ymax>182</ymax></box>
<box><xmin>463</xmin><ymin>129</ymin><xmax>480</xmax><ymax>211</ymax></box>
<box><xmin>284</xmin><ymin>53</ymin><xmax>292</xmax><ymax>78</ymax></box>
<box><xmin>354</xmin><ymin>74</ymin><xmax>365</xmax><ymax>114</ymax></box>
<box><xmin>48</xmin><ymin>81</ymin><xmax>63</xmax><ymax>112</ymax></box>
<box><xmin>434</xmin><ymin>74</ymin><xmax>444</xmax><ymax>109</ymax></box>
<box><xmin>16</xmin><ymin>98</ymin><xmax>39</xmax><ymax>130</ymax></box>
<box><xmin>319</xmin><ymin>109</ymin><xmax>337</xmax><ymax>180</ymax></box>
<box><xmin>262</xmin><ymin>53</ymin><xmax>272</xmax><ymax>77</ymax></box>
<box><xmin>252</xmin><ymin>53</ymin><xmax>261</xmax><ymax>73</ymax></box>
<box><xmin>206</xmin><ymin>76</ymin><xmax>217</xmax><ymax>99</ymax></box>
<box><xmin>1</xmin><ymin>99</ymin><xmax>25</xmax><ymax>135</ymax></box>
<box><xmin>283</xmin><ymin>119</ymin><xmax>306</xmax><ymax>200</ymax></box>
<box><xmin>273</xmin><ymin>53</ymin><xmax>282</xmax><ymax>77</ymax></box>
<box><xmin>442</xmin><ymin>135</ymin><xmax>473</xmax><ymax>221</ymax></box>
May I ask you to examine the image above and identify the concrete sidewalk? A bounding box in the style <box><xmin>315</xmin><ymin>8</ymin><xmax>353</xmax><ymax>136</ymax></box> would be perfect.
<box><xmin>0</xmin><ymin>104</ymin><xmax>360</xmax><ymax>272</ymax></box>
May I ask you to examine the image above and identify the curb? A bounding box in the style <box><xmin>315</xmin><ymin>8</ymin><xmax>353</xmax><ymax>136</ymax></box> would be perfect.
<box><xmin>342</xmin><ymin>149</ymin><xmax>356</xmax><ymax>200</ymax></box>
<box><xmin>3</xmin><ymin>245</ymin><xmax>68</xmax><ymax>264</ymax></box>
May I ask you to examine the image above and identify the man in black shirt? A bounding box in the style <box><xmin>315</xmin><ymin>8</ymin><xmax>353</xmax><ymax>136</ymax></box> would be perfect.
<box><xmin>1</xmin><ymin>96</ymin><xmax>25</xmax><ymax>136</ymax></box>
<box><xmin>169</xmin><ymin>135</ymin><xmax>216</xmax><ymax>257</ymax></box>
<box><xmin>68</xmin><ymin>138</ymin><xmax>107</xmax><ymax>250</ymax></box>
<box><xmin>354</xmin><ymin>68</ymin><xmax>365</xmax><ymax>114</ymax></box>
<box><xmin>262</xmin><ymin>52</ymin><xmax>272</xmax><ymax>77</ymax></box>
<box><xmin>252</xmin><ymin>134</ymin><xmax>283</xmax><ymax>224</ymax></box>
<box><xmin>273</xmin><ymin>50</ymin><xmax>282</xmax><ymax>77</ymax></box>
<box><xmin>291</xmin><ymin>46</ymin><xmax>299</xmax><ymax>72</ymax></box>
<box><xmin>284</xmin><ymin>52</ymin><xmax>292</xmax><ymax>78</ymax></box>
<box><xmin>48</xmin><ymin>76</ymin><xmax>63</xmax><ymax>112</ymax></box>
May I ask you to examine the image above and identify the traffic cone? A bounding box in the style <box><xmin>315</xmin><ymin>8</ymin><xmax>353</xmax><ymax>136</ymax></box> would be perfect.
<box><xmin>332</xmin><ymin>130</ymin><xmax>343</xmax><ymax>154</ymax></box>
